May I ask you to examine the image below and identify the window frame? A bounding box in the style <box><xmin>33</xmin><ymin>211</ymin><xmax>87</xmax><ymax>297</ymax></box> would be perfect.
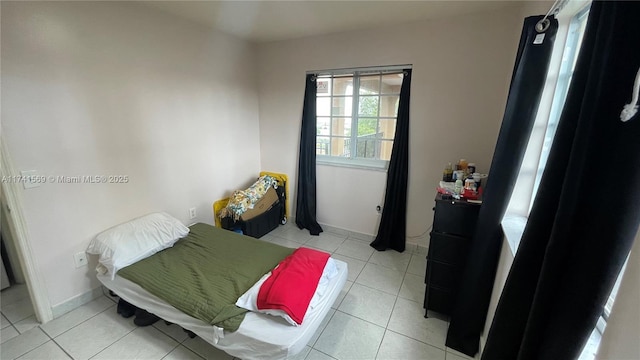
<box><xmin>505</xmin><ymin>3</ymin><xmax>591</xmax><ymax>224</ymax></box>
<box><xmin>313</xmin><ymin>66</ymin><xmax>408</xmax><ymax>170</ymax></box>
<box><xmin>531</xmin><ymin>6</ymin><xmax>590</xmax><ymax>202</ymax></box>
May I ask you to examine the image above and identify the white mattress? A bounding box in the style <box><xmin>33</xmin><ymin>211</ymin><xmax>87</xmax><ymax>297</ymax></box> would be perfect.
<box><xmin>97</xmin><ymin>259</ymin><xmax>348</xmax><ymax>360</ymax></box>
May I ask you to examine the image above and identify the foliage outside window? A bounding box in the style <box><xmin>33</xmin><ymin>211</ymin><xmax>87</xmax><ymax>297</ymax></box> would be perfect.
<box><xmin>315</xmin><ymin>69</ymin><xmax>403</xmax><ymax>169</ymax></box>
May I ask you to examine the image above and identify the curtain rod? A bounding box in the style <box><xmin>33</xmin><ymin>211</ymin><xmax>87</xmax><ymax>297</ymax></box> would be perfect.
<box><xmin>306</xmin><ymin>64</ymin><xmax>412</xmax><ymax>77</ymax></box>
<box><xmin>536</xmin><ymin>0</ymin><xmax>570</xmax><ymax>32</ymax></box>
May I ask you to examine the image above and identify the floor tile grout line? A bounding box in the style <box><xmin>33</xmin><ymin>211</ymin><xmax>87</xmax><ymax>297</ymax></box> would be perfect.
<box><xmin>384</xmin><ymin>327</ymin><xmax>449</xmax><ymax>353</ymax></box>
<box><xmin>384</xmin><ymin>294</ymin><xmax>401</xmax><ymax>330</ymax></box>
<box><xmin>42</xmin><ymin>328</ymin><xmax>76</xmax><ymax>360</ymax></box>
<box><xmin>6</xmin><ymin>327</ymin><xmax>45</xmax><ymax>360</ymax></box>
<box><xmin>87</xmin><ymin>325</ymin><xmax>138</xmax><ymax>360</ymax></box>
<box><xmin>5</xmin><ymin>322</ymin><xmax>21</xmax><ymax>344</ymax></box>
<box><xmin>5</xmin><ymin>313</ymin><xmax>36</xmax><ymax>327</ymax></box>
<box><xmin>333</xmin><ymin>308</ymin><xmax>388</xmax><ymax>331</ymax></box>
<box><xmin>41</xmin><ymin>301</ymin><xmax>116</xmax><ymax>339</ymax></box>
<box><xmin>348</xmin><ymin>279</ymin><xmax>401</xmax><ymax>298</ymax></box>
<box><xmin>308</xmin><ymin>308</ymin><xmax>337</xmax><ymax>349</ymax></box>
<box><xmin>374</xmin><ymin>326</ymin><xmax>389</xmax><ymax>360</ymax></box>
<box><xmin>158</xmin><ymin>342</ymin><xmax>184</xmax><ymax>360</ymax></box>
<box><xmin>308</xmin><ymin>347</ymin><xmax>339</xmax><ymax>360</ymax></box>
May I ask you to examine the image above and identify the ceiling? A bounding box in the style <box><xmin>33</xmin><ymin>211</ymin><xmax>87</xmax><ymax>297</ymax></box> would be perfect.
<box><xmin>141</xmin><ymin>1</ymin><xmax>525</xmax><ymax>43</ymax></box>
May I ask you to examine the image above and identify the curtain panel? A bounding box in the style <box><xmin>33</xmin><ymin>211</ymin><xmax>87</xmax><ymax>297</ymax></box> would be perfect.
<box><xmin>295</xmin><ymin>74</ymin><xmax>323</xmax><ymax>236</ymax></box>
<box><xmin>446</xmin><ymin>15</ymin><xmax>558</xmax><ymax>356</ymax></box>
<box><xmin>370</xmin><ymin>69</ymin><xmax>412</xmax><ymax>253</ymax></box>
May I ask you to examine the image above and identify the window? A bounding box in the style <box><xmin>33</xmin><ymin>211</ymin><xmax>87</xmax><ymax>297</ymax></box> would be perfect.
<box><xmin>315</xmin><ymin>67</ymin><xmax>406</xmax><ymax>169</ymax></box>
<box><xmin>532</xmin><ymin>7</ymin><xmax>590</xmax><ymax>199</ymax></box>
<box><xmin>506</xmin><ymin>5</ymin><xmax>590</xmax><ymax>221</ymax></box>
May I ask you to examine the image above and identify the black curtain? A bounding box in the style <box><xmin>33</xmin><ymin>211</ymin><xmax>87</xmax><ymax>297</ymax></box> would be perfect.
<box><xmin>482</xmin><ymin>2</ymin><xmax>640</xmax><ymax>359</ymax></box>
<box><xmin>445</xmin><ymin>16</ymin><xmax>558</xmax><ymax>356</ymax></box>
<box><xmin>370</xmin><ymin>69</ymin><xmax>412</xmax><ymax>253</ymax></box>
<box><xmin>295</xmin><ymin>74</ymin><xmax>323</xmax><ymax>236</ymax></box>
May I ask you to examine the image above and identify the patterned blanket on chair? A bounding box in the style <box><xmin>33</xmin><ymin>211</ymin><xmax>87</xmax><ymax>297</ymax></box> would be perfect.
<box><xmin>220</xmin><ymin>175</ymin><xmax>278</xmax><ymax>220</ymax></box>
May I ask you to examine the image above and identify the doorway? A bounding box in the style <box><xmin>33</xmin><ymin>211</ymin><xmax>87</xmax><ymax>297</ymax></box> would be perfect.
<box><xmin>0</xmin><ymin>138</ymin><xmax>52</xmax><ymax>326</ymax></box>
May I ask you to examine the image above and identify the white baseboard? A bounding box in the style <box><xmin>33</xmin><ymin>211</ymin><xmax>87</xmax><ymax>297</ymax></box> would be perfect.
<box><xmin>51</xmin><ymin>286</ymin><xmax>104</xmax><ymax>319</ymax></box>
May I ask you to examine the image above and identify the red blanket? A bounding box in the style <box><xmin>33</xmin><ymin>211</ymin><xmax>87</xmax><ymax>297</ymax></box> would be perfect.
<box><xmin>256</xmin><ymin>247</ymin><xmax>330</xmax><ymax>325</ymax></box>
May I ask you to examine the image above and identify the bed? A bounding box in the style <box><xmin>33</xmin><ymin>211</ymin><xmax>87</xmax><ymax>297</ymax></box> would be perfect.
<box><xmin>88</xmin><ymin>215</ymin><xmax>348</xmax><ymax>360</ymax></box>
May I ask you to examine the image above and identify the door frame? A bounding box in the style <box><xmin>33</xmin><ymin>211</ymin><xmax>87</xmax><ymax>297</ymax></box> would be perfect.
<box><xmin>1</xmin><ymin>137</ymin><xmax>52</xmax><ymax>323</ymax></box>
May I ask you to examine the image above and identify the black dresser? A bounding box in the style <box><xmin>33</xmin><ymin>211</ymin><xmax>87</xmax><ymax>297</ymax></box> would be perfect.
<box><xmin>424</xmin><ymin>194</ymin><xmax>481</xmax><ymax>317</ymax></box>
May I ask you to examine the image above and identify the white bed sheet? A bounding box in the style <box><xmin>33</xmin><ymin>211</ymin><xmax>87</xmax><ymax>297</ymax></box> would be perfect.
<box><xmin>97</xmin><ymin>259</ymin><xmax>348</xmax><ymax>360</ymax></box>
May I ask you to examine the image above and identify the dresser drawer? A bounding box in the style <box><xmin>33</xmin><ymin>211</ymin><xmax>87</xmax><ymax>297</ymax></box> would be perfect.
<box><xmin>433</xmin><ymin>200</ymin><xmax>480</xmax><ymax>237</ymax></box>
<box><xmin>424</xmin><ymin>285</ymin><xmax>454</xmax><ymax>315</ymax></box>
<box><xmin>428</xmin><ymin>232</ymin><xmax>470</xmax><ymax>265</ymax></box>
<box><xmin>425</xmin><ymin>260</ymin><xmax>463</xmax><ymax>289</ymax></box>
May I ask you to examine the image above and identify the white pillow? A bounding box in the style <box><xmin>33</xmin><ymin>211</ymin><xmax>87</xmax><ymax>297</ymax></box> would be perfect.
<box><xmin>87</xmin><ymin>212</ymin><xmax>189</xmax><ymax>279</ymax></box>
<box><xmin>236</xmin><ymin>258</ymin><xmax>338</xmax><ymax>326</ymax></box>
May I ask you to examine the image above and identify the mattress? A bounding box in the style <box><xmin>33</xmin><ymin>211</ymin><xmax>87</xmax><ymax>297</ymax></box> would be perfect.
<box><xmin>97</xmin><ymin>258</ymin><xmax>348</xmax><ymax>360</ymax></box>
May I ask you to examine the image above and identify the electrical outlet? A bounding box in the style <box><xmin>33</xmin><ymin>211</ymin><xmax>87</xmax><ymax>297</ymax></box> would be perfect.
<box><xmin>189</xmin><ymin>207</ymin><xmax>197</xmax><ymax>219</ymax></box>
<box><xmin>74</xmin><ymin>252</ymin><xmax>88</xmax><ymax>268</ymax></box>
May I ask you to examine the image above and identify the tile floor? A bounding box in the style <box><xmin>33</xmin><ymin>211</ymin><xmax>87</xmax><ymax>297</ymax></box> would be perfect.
<box><xmin>0</xmin><ymin>223</ymin><xmax>599</xmax><ymax>359</ymax></box>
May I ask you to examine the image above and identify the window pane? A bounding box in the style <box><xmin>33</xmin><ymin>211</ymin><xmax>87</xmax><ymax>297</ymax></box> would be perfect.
<box><xmin>359</xmin><ymin>75</ymin><xmax>380</xmax><ymax>95</ymax></box>
<box><xmin>333</xmin><ymin>76</ymin><xmax>353</xmax><ymax>96</ymax></box>
<box><xmin>356</xmin><ymin>138</ymin><xmax>380</xmax><ymax>159</ymax></box>
<box><xmin>330</xmin><ymin>137</ymin><xmax>350</xmax><ymax>157</ymax></box>
<box><xmin>317</xmin><ymin>117</ymin><xmax>330</xmax><ymax>136</ymax></box>
<box><xmin>381</xmin><ymin>74</ymin><xmax>403</xmax><ymax>94</ymax></box>
<box><xmin>332</xmin><ymin>117</ymin><xmax>351</xmax><ymax>136</ymax></box>
<box><xmin>380</xmin><ymin>140</ymin><xmax>394</xmax><ymax>161</ymax></box>
<box><xmin>317</xmin><ymin>97</ymin><xmax>331</xmax><ymax>116</ymax></box>
<box><xmin>359</xmin><ymin>96</ymin><xmax>379</xmax><ymax>117</ymax></box>
<box><xmin>314</xmin><ymin>67</ymin><xmax>405</xmax><ymax>168</ymax></box>
<box><xmin>380</xmin><ymin>95</ymin><xmax>400</xmax><ymax>117</ymax></box>
<box><xmin>316</xmin><ymin>136</ymin><xmax>330</xmax><ymax>155</ymax></box>
<box><xmin>379</xmin><ymin>118</ymin><xmax>396</xmax><ymax>139</ymax></box>
<box><xmin>357</xmin><ymin>118</ymin><xmax>378</xmax><ymax>137</ymax></box>
<box><xmin>332</xmin><ymin>97</ymin><xmax>352</xmax><ymax>116</ymax></box>
<box><xmin>317</xmin><ymin>78</ymin><xmax>331</xmax><ymax>96</ymax></box>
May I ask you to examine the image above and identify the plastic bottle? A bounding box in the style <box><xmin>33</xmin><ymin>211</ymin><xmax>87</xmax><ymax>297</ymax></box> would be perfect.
<box><xmin>454</xmin><ymin>179</ymin><xmax>463</xmax><ymax>195</ymax></box>
<box><xmin>442</xmin><ymin>163</ymin><xmax>453</xmax><ymax>182</ymax></box>
<box><xmin>468</xmin><ymin>163</ymin><xmax>476</xmax><ymax>174</ymax></box>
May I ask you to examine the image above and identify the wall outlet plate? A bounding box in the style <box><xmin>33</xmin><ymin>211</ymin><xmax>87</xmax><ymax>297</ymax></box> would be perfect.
<box><xmin>74</xmin><ymin>252</ymin><xmax>88</xmax><ymax>268</ymax></box>
<box><xmin>20</xmin><ymin>170</ymin><xmax>41</xmax><ymax>189</ymax></box>
<box><xmin>189</xmin><ymin>207</ymin><xmax>197</xmax><ymax>219</ymax></box>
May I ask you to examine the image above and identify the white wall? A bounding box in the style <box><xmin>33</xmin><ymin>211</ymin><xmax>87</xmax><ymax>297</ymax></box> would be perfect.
<box><xmin>256</xmin><ymin>6</ymin><xmax>528</xmax><ymax>245</ymax></box>
<box><xmin>1</xmin><ymin>2</ymin><xmax>262</xmax><ymax>309</ymax></box>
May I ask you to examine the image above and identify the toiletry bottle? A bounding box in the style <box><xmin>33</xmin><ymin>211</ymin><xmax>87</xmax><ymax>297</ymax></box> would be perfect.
<box><xmin>443</xmin><ymin>163</ymin><xmax>453</xmax><ymax>182</ymax></box>
<box><xmin>454</xmin><ymin>179</ymin><xmax>463</xmax><ymax>195</ymax></box>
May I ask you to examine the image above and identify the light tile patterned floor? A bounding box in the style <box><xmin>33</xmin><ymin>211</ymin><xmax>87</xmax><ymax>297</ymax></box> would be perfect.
<box><xmin>0</xmin><ymin>223</ymin><xmax>472</xmax><ymax>359</ymax></box>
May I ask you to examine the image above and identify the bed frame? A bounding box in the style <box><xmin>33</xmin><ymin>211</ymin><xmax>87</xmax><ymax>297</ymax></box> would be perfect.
<box><xmin>96</xmin><ymin>222</ymin><xmax>347</xmax><ymax>359</ymax></box>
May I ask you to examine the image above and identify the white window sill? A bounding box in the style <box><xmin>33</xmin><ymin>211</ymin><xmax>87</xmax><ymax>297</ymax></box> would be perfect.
<box><xmin>501</xmin><ymin>214</ymin><xmax>527</xmax><ymax>255</ymax></box>
<box><xmin>317</xmin><ymin>157</ymin><xmax>388</xmax><ymax>172</ymax></box>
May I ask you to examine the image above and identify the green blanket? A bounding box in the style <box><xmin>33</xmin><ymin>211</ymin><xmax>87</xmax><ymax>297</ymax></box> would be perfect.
<box><xmin>118</xmin><ymin>223</ymin><xmax>294</xmax><ymax>332</ymax></box>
